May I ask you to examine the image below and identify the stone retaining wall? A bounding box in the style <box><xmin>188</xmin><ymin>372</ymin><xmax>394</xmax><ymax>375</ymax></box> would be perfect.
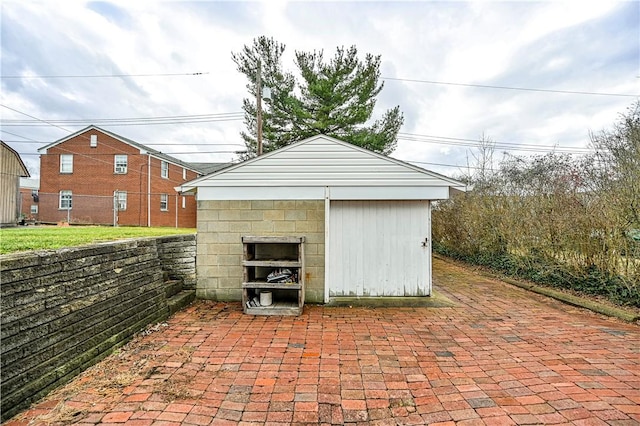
<box><xmin>0</xmin><ymin>234</ymin><xmax>196</xmax><ymax>421</ymax></box>
<box><xmin>156</xmin><ymin>234</ymin><xmax>197</xmax><ymax>288</ymax></box>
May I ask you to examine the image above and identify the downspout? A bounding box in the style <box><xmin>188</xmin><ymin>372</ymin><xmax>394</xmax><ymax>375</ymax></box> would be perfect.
<box><xmin>175</xmin><ymin>192</ymin><xmax>178</xmax><ymax>229</ymax></box>
<box><xmin>147</xmin><ymin>154</ymin><xmax>151</xmax><ymax>227</ymax></box>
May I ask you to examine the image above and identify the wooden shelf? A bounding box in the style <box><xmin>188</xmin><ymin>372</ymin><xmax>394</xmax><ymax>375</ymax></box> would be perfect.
<box><xmin>242</xmin><ymin>236</ymin><xmax>304</xmax><ymax>244</ymax></box>
<box><xmin>242</xmin><ymin>260</ymin><xmax>301</xmax><ymax>268</ymax></box>
<box><xmin>243</xmin><ymin>281</ymin><xmax>302</xmax><ymax>290</ymax></box>
<box><xmin>242</xmin><ymin>236</ymin><xmax>305</xmax><ymax>316</ymax></box>
<box><xmin>244</xmin><ymin>301</ymin><xmax>302</xmax><ymax>316</ymax></box>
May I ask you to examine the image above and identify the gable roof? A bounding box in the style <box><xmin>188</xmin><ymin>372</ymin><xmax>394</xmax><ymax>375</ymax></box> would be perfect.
<box><xmin>37</xmin><ymin>125</ymin><xmax>210</xmax><ymax>174</ymax></box>
<box><xmin>1</xmin><ymin>141</ymin><xmax>30</xmax><ymax>177</ymax></box>
<box><xmin>187</xmin><ymin>162</ymin><xmax>231</xmax><ymax>175</ymax></box>
<box><xmin>179</xmin><ymin>134</ymin><xmax>467</xmax><ymax>191</ymax></box>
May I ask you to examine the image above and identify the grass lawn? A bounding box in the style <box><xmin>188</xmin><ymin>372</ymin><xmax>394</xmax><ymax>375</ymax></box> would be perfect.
<box><xmin>0</xmin><ymin>226</ymin><xmax>196</xmax><ymax>254</ymax></box>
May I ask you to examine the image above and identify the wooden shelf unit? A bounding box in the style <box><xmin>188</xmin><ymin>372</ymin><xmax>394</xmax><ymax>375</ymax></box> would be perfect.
<box><xmin>241</xmin><ymin>236</ymin><xmax>305</xmax><ymax>316</ymax></box>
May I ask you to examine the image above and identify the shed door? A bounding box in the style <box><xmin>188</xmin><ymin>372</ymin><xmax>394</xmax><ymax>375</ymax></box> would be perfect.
<box><xmin>328</xmin><ymin>200</ymin><xmax>431</xmax><ymax>297</ymax></box>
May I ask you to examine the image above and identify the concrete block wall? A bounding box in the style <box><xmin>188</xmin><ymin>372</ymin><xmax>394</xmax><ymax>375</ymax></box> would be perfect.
<box><xmin>0</xmin><ymin>235</ymin><xmax>195</xmax><ymax>422</ymax></box>
<box><xmin>197</xmin><ymin>200</ymin><xmax>325</xmax><ymax>303</ymax></box>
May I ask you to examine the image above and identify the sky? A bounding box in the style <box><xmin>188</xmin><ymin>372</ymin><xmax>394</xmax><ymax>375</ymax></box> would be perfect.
<box><xmin>1</xmin><ymin>0</ymin><xmax>638</xmax><ymax>180</ymax></box>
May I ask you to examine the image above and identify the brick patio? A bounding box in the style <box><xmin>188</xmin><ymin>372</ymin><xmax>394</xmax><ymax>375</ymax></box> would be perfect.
<box><xmin>5</xmin><ymin>258</ymin><xmax>639</xmax><ymax>425</ymax></box>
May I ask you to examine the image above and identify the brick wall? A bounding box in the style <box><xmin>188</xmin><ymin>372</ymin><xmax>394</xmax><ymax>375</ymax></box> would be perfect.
<box><xmin>0</xmin><ymin>234</ymin><xmax>195</xmax><ymax>421</ymax></box>
<box><xmin>39</xmin><ymin>129</ymin><xmax>199</xmax><ymax>227</ymax></box>
<box><xmin>196</xmin><ymin>200</ymin><xmax>325</xmax><ymax>303</ymax></box>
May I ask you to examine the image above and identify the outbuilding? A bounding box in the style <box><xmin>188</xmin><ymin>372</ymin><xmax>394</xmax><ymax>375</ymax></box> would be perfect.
<box><xmin>178</xmin><ymin>135</ymin><xmax>466</xmax><ymax>305</ymax></box>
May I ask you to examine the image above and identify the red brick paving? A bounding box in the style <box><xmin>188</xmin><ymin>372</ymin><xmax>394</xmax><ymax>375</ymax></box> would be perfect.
<box><xmin>4</xmin><ymin>258</ymin><xmax>639</xmax><ymax>425</ymax></box>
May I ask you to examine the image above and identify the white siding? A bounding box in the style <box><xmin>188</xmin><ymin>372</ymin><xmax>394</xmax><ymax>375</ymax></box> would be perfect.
<box><xmin>184</xmin><ymin>135</ymin><xmax>465</xmax><ymax>194</ymax></box>
<box><xmin>328</xmin><ymin>200</ymin><xmax>431</xmax><ymax>297</ymax></box>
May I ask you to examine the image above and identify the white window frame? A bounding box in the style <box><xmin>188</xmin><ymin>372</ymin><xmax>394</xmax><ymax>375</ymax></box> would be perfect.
<box><xmin>90</xmin><ymin>134</ymin><xmax>97</xmax><ymax>147</ymax></box>
<box><xmin>182</xmin><ymin>196</ymin><xmax>186</xmax><ymax>209</ymax></box>
<box><xmin>30</xmin><ymin>205</ymin><xmax>38</xmax><ymax>214</ymax></box>
<box><xmin>161</xmin><ymin>161</ymin><xmax>169</xmax><ymax>179</ymax></box>
<box><xmin>114</xmin><ymin>155</ymin><xmax>128</xmax><ymax>174</ymax></box>
<box><xmin>60</xmin><ymin>154</ymin><xmax>73</xmax><ymax>173</ymax></box>
<box><xmin>59</xmin><ymin>190</ymin><xmax>72</xmax><ymax>209</ymax></box>
<box><xmin>160</xmin><ymin>194</ymin><xmax>168</xmax><ymax>211</ymax></box>
<box><xmin>115</xmin><ymin>191</ymin><xmax>127</xmax><ymax>211</ymax></box>
<box><xmin>183</xmin><ymin>168</ymin><xmax>186</xmax><ymax>180</ymax></box>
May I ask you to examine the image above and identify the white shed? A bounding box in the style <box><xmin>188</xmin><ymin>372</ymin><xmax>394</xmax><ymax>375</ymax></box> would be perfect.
<box><xmin>179</xmin><ymin>135</ymin><xmax>466</xmax><ymax>304</ymax></box>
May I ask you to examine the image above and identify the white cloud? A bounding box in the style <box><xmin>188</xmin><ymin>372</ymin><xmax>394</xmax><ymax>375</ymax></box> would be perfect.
<box><xmin>1</xmin><ymin>0</ymin><xmax>636</xmax><ymax>178</ymax></box>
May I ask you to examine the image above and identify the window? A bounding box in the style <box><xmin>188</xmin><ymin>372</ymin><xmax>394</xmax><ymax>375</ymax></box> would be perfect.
<box><xmin>182</xmin><ymin>196</ymin><xmax>186</xmax><ymax>209</ymax></box>
<box><xmin>160</xmin><ymin>194</ymin><xmax>168</xmax><ymax>211</ymax></box>
<box><xmin>182</xmin><ymin>168</ymin><xmax>186</xmax><ymax>180</ymax></box>
<box><xmin>31</xmin><ymin>189</ymin><xmax>39</xmax><ymax>202</ymax></box>
<box><xmin>161</xmin><ymin>161</ymin><xmax>169</xmax><ymax>178</ymax></box>
<box><xmin>90</xmin><ymin>134</ymin><xmax>97</xmax><ymax>147</ymax></box>
<box><xmin>59</xmin><ymin>190</ymin><xmax>72</xmax><ymax>209</ymax></box>
<box><xmin>30</xmin><ymin>205</ymin><xmax>38</xmax><ymax>214</ymax></box>
<box><xmin>114</xmin><ymin>191</ymin><xmax>127</xmax><ymax>211</ymax></box>
<box><xmin>114</xmin><ymin>155</ymin><xmax>128</xmax><ymax>174</ymax></box>
<box><xmin>60</xmin><ymin>154</ymin><xmax>73</xmax><ymax>173</ymax></box>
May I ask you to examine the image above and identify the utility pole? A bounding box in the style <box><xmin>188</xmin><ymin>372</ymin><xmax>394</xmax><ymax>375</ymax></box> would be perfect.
<box><xmin>256</xmin><ymin>59</ymin><xmax>263</xmax><ymax>156</ymax></box>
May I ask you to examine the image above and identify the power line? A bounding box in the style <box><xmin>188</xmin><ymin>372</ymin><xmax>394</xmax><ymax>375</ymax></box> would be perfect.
<box><xmin>2</xmin><ymin>112</ymin><xmax>244</xmax><ymax>125</ymax></box>
<box><xmin>0</xmin><ymin>129</ymin><xmax>41</xmax><ymax>142</ymax></box>
<box><xmin>397</xmin><ymin>132</ymin><xmax>593</xmax><ymax>154</ymax></box>
<box><xmin>2</xmin><ymin>116</ymin><xmax>244</xmax><ymax>127</ymax></box>
<box><xmin>403</xmin><ymin>159</ymin><xmax>481</xmax><ymax>170</ymax></box>
<box><xmin>0</xmin><ymin>104</ymin><xmax>230</xmax><ymax>184</ymax></box>
<box><xmin>3</xmin><ymin>139</ymin><xmax>245</xmax><ymax>147</ymax></box>
<box><xmin>382</xmin><ymin>77</ymin><xmax>639</xmax><ymax>98</ymax></box>
<box><xmin>0</xmin><ymin>72</ymin><xmax>210</xmax><ymax>79</ymax></box>
<box><xmin>17</xmin><ymin>151</ymin><xmax>240</xmax><ymax>156</ymax></box>
<box><xmin>5</xmin><ymin>70</ymin><xmax>634</xmax><ymax>97</ymax></box>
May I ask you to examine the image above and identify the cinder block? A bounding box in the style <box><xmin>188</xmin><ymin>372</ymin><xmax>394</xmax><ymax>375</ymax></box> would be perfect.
<box><xmin>229</xmin><ymin>221</ymin><xmax>252</xmax><ymax>232</ymax></box>
<box><xmin>274</xmin><ymin>200</ymin><xmax>296</xmax><ymax>210</ymax></box>
<box><xmin>229</xmin><ymin>200</ymin><xmax>251</xmax><ymax>209</ymax></box>
<box><xmin>218</xmin><ymin>276</ymin><xmax>241</xmax><ymax>289</ymax></box>
<box><xmin>263</xmin><ymin>210</ymin><xmax>285</xmax><ymax>221</ymax></box>
<box><xmin>218</xmin><ymin>254</ymin><xmax>241</xmax><ymax>266</ymax></box>
<box><xmin>215</xmin><ymin>288</ymin><xmax>242</xmax><ymax>301</ymax></box>
<box><xmin>218</xmin><ymin>233</ymin><xmax>241</xmax><ymax>244</ymax></box>
<box><xmin>306</xmin><ymin>255</ymin><xmax>324</xmax><ymax>267</ymax></box>
<box><xmin>251</xmin><ymin>200</ymin><xmax>274</xmax><ymax>210</ymax></box>
<box><xmin>307</xmin><ymin>209</ymin><xmax>324</xmax><ymax>221</ymax></box>
<box><xmin>295</xmin><ymin>221</ymin><xmax>317</xmax><ymax>232</ymax></box>
<box><xmin>251</xmin><ymin>221</ymin><xmax>274</xmax><ymax>233</ymax></box>
<box><xmin>285</xmin><ymin>210</ymin><xmax>306</xmax><ymax>221</ymax></box>
<box><xmin>304</xmin><ymin>233</ymin><xmax>325</xmax><ymax>245</ymax></box>
<box><xmin>208</xmin><ymin>221</ymin><xmax>230</xmax><ymax>232</ymax></box>
<box><xmin>196</xmin><ymin>287</ymin><xmax>217</xmax><ymax>300</ymax></box>
<box><xmin>274</xmin><ymin>221</ymin><xmax>296</xmax><ymax>232</ymax></box>
<box><xmin>295</xmin><ymin>200</ymin><xmax>318</xmax><ymax>210</ymax></box>
<box><xmin>305</xmin><ymin>288</ymin><xmax>324</xmax><ymax>303</ymax></box>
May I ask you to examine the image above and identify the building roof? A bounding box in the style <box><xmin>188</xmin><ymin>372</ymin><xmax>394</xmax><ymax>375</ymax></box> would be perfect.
<box><xmin>19</xmin><ymin>177</ymin><xmax>40</xmax><ymax>190</ymax></box>
<box><xmin>187</xmin><ymin>162</ymin><xmax>231</xmax><ymax>175</ymax></box>
<box><xmin>1</xmin><ymin>141</ymin><xmax>30</xmax><ymax>177</ymax></box>
<box><xmin>178</xmin><ymin>134</ymin><xmax>467</xmax><ymax>198</ymax></box>
<box><xmin>37</xmin><ymin>125</ymin><xmax>214</xmax><ymax>175</ymax></box>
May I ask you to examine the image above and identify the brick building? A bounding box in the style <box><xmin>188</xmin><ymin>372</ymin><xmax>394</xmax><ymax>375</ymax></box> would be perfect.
<box><xmin>38</xmin><ymin>126</ymin><xmax>225</xmax><ymax>227</ymax></box>
<box><xmin>19</xmin><ymin>177</ymin><xmax>40</xmax><ymax>223</ymax></box>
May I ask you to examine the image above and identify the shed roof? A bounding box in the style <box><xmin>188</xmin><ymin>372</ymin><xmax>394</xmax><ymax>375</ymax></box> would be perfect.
<box><xmin>179</xmin><ymin>134</ymin><xmax>467</xmax><ymax>192</ymax></box>
<box><xmin>1</xmin><ymin>141</ymin><xmax>30</xmax><ymax>177</ymax></box>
